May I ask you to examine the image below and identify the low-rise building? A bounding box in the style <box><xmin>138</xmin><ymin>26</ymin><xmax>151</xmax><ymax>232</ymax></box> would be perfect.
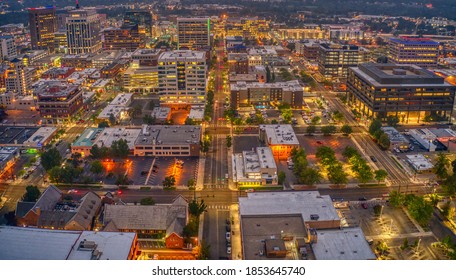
<box><xmin>151</xmin><ymin>107</ymin><xmax>171</xmax><ymax>124</ymax></box>
<box><xmin>134</xmin><ymin>125</ymin><xmax>201</xmax><ymax>157</ymax></box>
<box><xmin>0</xmin><ymin>147</ymin><xmax>18</xmax><ymax>174</ymax></box>
<box><xmin>188</xmin><ymin>106</ymin><xmax>205</xmax><ymax>122</ymax></box>
<box><xmin>228</xmin><ymin>53</ymin><xmax>249</xmax><ymax>74</ymax></box>
<box><xmin>71</xmin><ymin>128</ymin><xmax>105</xmax><ymax>157</ymax></box>
<box><xmin>259</xmin><ymin>124</ymin><xmax>300</xmax><ymax>159</ymax></box>
<box><xmin>41</xmin><ymin>67</ymin><xmax>75</xmax><ymax>79</ymax></box>
<box><xmin>381</xmin><ymin>126</ymin><xmax>410</xmax><ymax>151</ymax></box>
<box><xmin>23</xmin><ymin>127</ymin><xmax>57</xmax><ymax>148</ymax></box>
<box><xmin>0</xmin><ymin>227</ymin><xmax>138</xmax><ymax>260</ymax></box>
<box><xmin>406</xmin><ymin>154</ymin><xmax>434</xmax><ymax>173</ymax></box>
<box><xmin>232</xmin><ymin>147</ymin><xmax>278</xmax><ymax>187</ymax></box>
<box><xmin>97</xmin><ymin>93</ymin><xmax>133</xmax><ymax>124</ymax></box>
<box><xmin>230</xmin><ymin>80</ymin><xmax>304</xmax><ymax>109</ymax></box>
<box><xmin>35</xmin><ymin>80</ymin><xmax>84</xmax><ymax>124</ymax></box>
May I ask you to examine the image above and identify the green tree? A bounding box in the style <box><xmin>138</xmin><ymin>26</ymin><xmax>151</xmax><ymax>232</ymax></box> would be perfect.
<box><xmin>356</xmin><ymin>164</ymin><xmax>374</xmax><ymax>184</ymax></box>
<box><xmin>311</xmin><ymin>116</ymin><xmax>321</xmax><ymax>125</ymax></box>
<box><xmin>374</xmin><ymin>169</ymin><xmax>388</xmax><ymax>184</ymax></box>
<box><xmin>48</xmin><ymin>166</ymin><xmax>63</xmax><ymax>183</ymax></box>
<box><xmin>197</xmin><ymin>241</ymin><xmax>211</xmax><ymax>260</ymax></box>
<box><xmin>189</xmin><ymin>199</ymin><xmax>207</xmax><ymax>217</ymax></box>
<box><xmin>340</xmin><ymin>124</ymin><xmax>353</xmax><ymax>136</ymax></box>
<box><xmin>143</xmin><ymin>114</ymin><xmax>156</xmax><ymax>125</ymax></box>
<box><xmin>306</xmin><ymin>125</ymin><xmax>316</xmax><ymax>135</ymax></box>
<box><xmin>98</xmin><ymin>121</ymin><xmax>109</xmax><ymax>128</ymax></box>
<box><xmin>321</xmin><ymin>125</ymin><xmax>337</xmax><ymax>136</ymax></box>
<box><xmin>41</xmin><ymin>148</ymin><xmax>62</xmax><ymax>171</ymax></box>
<box><xmin>369</xmin><ymin>119</ymin><xmax>382</xmax><ymax>136</ymax></box>
<box><xmin>108</xmin><ymin>113</ymin><xmax>116</xmax><ymax>126</ymax></box>
<box><xmin>378</xmin><ymin>133</ymin><xmax>391</xmax><ymax>150</ymax></box>
<box><xmin>332</xmin><ymin>111</ymin><xmax>344</xmax><ymax>123</ymax></box>
<box><xmin>389</xmin><ymin>190</ymin><xmax>405</xmax><ymax>208</ymax></box>
<box><xmin>278</xmin><ymin>171</ymin><xmax>286</xmax><ymax>185</ymax></box>
<box><xmin>187</xmin><ymin>178</ymin><xmax>195</xmax><ymax>189</ymax></box>
<box><xmin>90</xmin><ymin>160</ymin><xmax>103</xmax><ymax>176</ymax></box>
<box><xmin>162</xmin><ymin>175</ymin><xmax>176</xmax><ymax>189</ymax></box>
<box><xmin>386</xmin><ymin>116</ymin><xmax>400</xmax><ymax>127</ymax></box>
<box><xmin>22</xmin><ymin>185</ymin><xmax>41</xmax><ymax>202</ymax></box>
<box><xmin>427</xmin><ymin>193</ymin><xmax>440</xmax><ymax>207</ymax></box>
<box><xmin>185</xmin><ymin>118</ymin><xmax>195</xmax><ymax>125</ymax></box>
<box><xmin>316</xmin><ymin>146</ymin><xmax>337</xmax><ymax>167</ymax></box>
<box><xmin>327</xmin><ymin>164</ymin><xmax>348</xmax><ymax>185</ymax></box>
<box><xmin>111</xmin><ymin>139</ymin><xmax>129</xmax><ymax>158</ymax></box>
<box><xmin>443</xmin><ymin>175</ymin><xmax>456</xmax><ymax>195</ymax></box>
<box><xmin>407</xmin><ymin>195</ymin><xmax>433</xmax><ymax>226</ymax></box>
<box><xmin>299</xmin><ymin>167</ymin><xmax>322</xmax><ymax>186</ymax></box>
<box><xmin>226</xmin><ymin>135</ymin><xmax>232</xmax><ymax>148</ymax></box>
<box><xmin>433</xmin><ymin>153</ymin><xmax>450</xmax><ymax>179</ymax></box>
<box><xmin>60</xmin><ymin>165</ymin><xmax>82</xmax><ymax>184</ymax></box>
<box><xmin>140</xmin><ymin>197</ymin><xmax>155</xmax><ymax>205</ymax></box>
<box><xmin>441</xmin><ymin>202</ymin><xmax>455</xmax><ymax>220</ymax></box>
<box><xmin>342</xmin><ymin>146</ymin><xmax>359</xmax><ymax>159</ymax></box>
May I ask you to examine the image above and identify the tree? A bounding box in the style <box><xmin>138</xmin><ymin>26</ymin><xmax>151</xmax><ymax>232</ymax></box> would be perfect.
<box><xmin>140</xmin><ymin>197</ymin><xmax>155</xmax><ymax>205</ymax></box>
<box><xmin>327</xmin><ymin>164</ymin><xmax>348</xmax><ymax>185</ymax></box>
<box><xmin>162</xmin><ymin>175</ymin><xmax>176</xmax><ymax>188</ymax></box>
<box><xmin>197</xmin><ymin>241</ymin><xmax>211</xmax><ymax>260</ymax></box>
<box><xmin>433</xmin><ymin>153</ymin><xmax>450</xmax><ymax>179</ymax></box>
<box><xmin>187</xmin><ymin>178</ymin><xmax>195</xmax><ymax>189</ymax></box>
<box><xmin>452</xmin><ymin>159</ymin><xmax>456</xmax><ymax>174</ymax></box>
<box><xmin>60</xmin><ymin>165</ymin><xmax>82</xmax><ymax>184</ymax></box>
<box><xmin>108</xmin><ymin>113</ymin><xmax>116</xmax><ymax>125</ymax></box>
<box><xmin>129</xmin><ymin>105</ymin><xmax>142</xmax><ymax>118</ymax></box>
<box><xmin>316</xmin><ymin>146</ymin><xmax>336</xmax><ymax>167</ymax></box>
<box><xmin>340</xmin><ymin>124</ymin><xmax>353</xmax><ymax>136</ymax></box>
<box><xmin>407</xmin><ymin>195</ymin><xmax>433</xmax><ymax>226</ymax></box>
<box><xmin>374</xmin><ymin>169</ymin><xmax>388</xmax><ymax>184</ymax></box>
<box><xmin>342</xmin><ymin>146</ymin><xmax>359</xmax><ymax>159</ymax></box>
<box><xmin>90</xmin><ymin>160</ymin><xmax>103</xmax><ymax>176</ymax></box>
<box><xmin>356</xmin><ymin>164</ymin><xmax>374</xmax><ymax>184</ymax></box>
<box><xmin>41</xmin><ymin>148</ymin><xmax>62</xmax><ymax>171</ymax></box>
<box><xmin>115</xmin><ymin>174</ymin><xmax>130</xmax><ymax>185</ymax></box>
<box><xmin>443</xmin><ymin>174</ymin><xmax>456</xmax><ymax>195</ymax></box>
<box><xmin>321</xmin><ymin>125</ymin><xmax>337</xmax><ymax>136</ymax></box>
<box><xmin>278</xmin><ymin>171</ymin><xmax>286</xmax><ymax>185</ymax></box>
<box><xmin>22</xmin><ymin>185</ymin><xmax>41</xmax><ymax>202</ymax></box>
<box><xmin>378</xmin><ymin>133</ymin><xmax>391</xmax><ymax>150</ymax></box>
<box><xmin>189</xmin><ymin>199</ymin><xmax>207</xmax><ymax>217</ymax></box>
<box><xmin>306</xmin><ymin>125</ymin><xmax>316</xmax><ymax>135</ymax></box>
<box><xmin>427</xmin><ymin>193</ymin><xmax>440</xmax><ymax>207</ymax></box>
<box><xmin>143</xmin><ymin>114</ymin><xmax>156</xmax><ymax>125</ymax></box>
<box><xmin>111</xmin><ymin>139</ymin><xmax>129</xmax><ymax>158</ymax></box>
<box><xmin>389</xmin><ymin>190</ymin><xmax>404</xmax><ymax>208</ymax></box>
<box><xmin>311</xmin><ymin>116</ymin><xmax>321</xmax><ymax>125</ymax></box>
<box><xmin>386</xmin><ymin>116</ymin><xmax>400</xmax><ymax>127</ymax></box>
<box><xmin>49</xmin><ymin>166</ymin><xmax>63</xmax><ymax>183</ymax></box>
<box><xmin>98</xmin><ymin>121</ymin><xmax>109</xmax><ymax>128</ymax></box>
<box><xmin>441</xmin><ymin>202</ymin><xmax>455</xmax><ymax>220</ymax></box>
<box><xmin>299</xmin><ymin>167</ymin><xmax>322</xmax><ymax>186</ymax></box>
<box><xmin>185</xmin><ymin>118</ymin><xmax>195</xmax><ymax>125</ymax></box>
<box><xmin>332</xmin><ymin>111</ymin><xmax>344</xmax><ymax>123</ymax></box>
<box><xmin>369</xmin><ymin>119</ymin><xmax>382</xmax><ymax>136</ymax></box>
<box><xmin>226</xmin><ymin>135</ymin><xmax>232</xmax><ymax>148</ymax></box>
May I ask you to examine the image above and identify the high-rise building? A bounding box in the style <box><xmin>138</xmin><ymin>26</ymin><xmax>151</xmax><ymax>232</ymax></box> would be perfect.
<box><xmin>124</xmin><ymin>10</ymin><xmax>152</xmax><ymax>37</ymax></box>
<box><xmin>123</xmin><ymin>49</ymin><xmax>161</xmax><ymax>94</ymax></box>
<box><xmin>388</xmin><ymin>37</ymin><xmax>439</xmax><ymax>68</ymax></box>
<box><xmin>53</xmin><ymin>32</ymin><xmax>67</xmax><ymax>53</ymax></box>
<box><xmin>103</xmin><ymin>24</ymin><xmax>145</xmax><ymax>51</ymax></box>
<box><xmin>28</xmin><ymin>6</ymin><xmax>57</xmax><ymax>52</ymax></box>
<box><xmin>0</xmin><ymin>35</ymin><xmax>16</xmax><ymax>61</ymax></box>
<box><xmin>177</xmin><ymin>18</ymin><xmax>210</xmax><ymax>50</ymax></box>
<box><xmin>318</xmin><ymin>43</ymin><xmax>369</xmax><ymax>79</ymax></box>
<box><xmin>66</xmin><ymin>8</ymin><xmax>102</xmax><ymax>54</ymax></box>
<box><xmin>157</xmin><ymin>50</ymin><xmax>207</xmax><ymax>104</ymax></box>
<box><xmin>347</xmin><ymin>63</ymin><xmax>456</xmax><ymax>124</ymax></box>
<box><xmin>5</xmin><ymin>58</ymin><xmax>36</xmax><ymax>96</ymax></box>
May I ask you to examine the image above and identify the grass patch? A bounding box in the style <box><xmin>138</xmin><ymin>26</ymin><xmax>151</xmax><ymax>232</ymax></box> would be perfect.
<box><xmin>358</xmin><ymin>183</ymin><xmax>387</xmax><ymax>188</ymax></box>
<box><xmin>390</xmin><ymin>156</ymin><xmax>404</xmax><ymax>170</ymax></box>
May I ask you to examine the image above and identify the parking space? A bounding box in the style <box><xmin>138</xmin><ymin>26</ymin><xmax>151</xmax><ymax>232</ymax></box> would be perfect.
<box><xmin>297</xmin><ymin>135</ymin><xmax>356</xmax><ymax>164</ymax></box>
<box><xmin>128</xmin><ymin>157</ymin><xmax>155</xmax><ymax>185</ymax></box>
<box><xmin>147</xmin><ymin>157</ymin><xmax>198</xmax><ymax>186</ymax></box>
<box><xmin>233</xmin><ymin>135</ymin><xmax>263</xmax><ymax>154</ymax></box>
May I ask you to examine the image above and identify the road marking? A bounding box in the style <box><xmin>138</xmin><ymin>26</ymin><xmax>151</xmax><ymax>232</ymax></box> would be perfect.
<box><xmin>145</xmin><ymin>158</ymin><xmax>156</xmax><ymax>185</ymax></box>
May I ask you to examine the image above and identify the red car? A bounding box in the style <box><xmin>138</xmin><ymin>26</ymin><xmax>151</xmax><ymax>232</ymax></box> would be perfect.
<box><xmin>361</xmin><ymin>203</ymin><xmax>368</xmax><ymax>209</ymax></box>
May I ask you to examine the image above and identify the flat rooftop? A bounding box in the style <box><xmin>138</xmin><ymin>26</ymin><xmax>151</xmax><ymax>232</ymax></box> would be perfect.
<box><xmin>188</xmin><ymin>106</ymin><xmax>204</xmax><ymax>120</ymax></box>
<box><xmin>0</xmin><ymin>126</ymin><xmax>39</xmax><ymax>145</ymax></box>
<box><xmin>381</xmin><ymin>126</ymin><xmax>409</xmax><ymax>144</ymax></box>
<box><xmin>159</xmin><ymin>50</ymin><xmax>206</xmax><ymax>62</ymax></box>
<box><xmin>35</xmin><ymin>81</ymin><xmax>80</xmax><ymax>98</ymax></box>
<box><xmin>239</xmin><ymin>191</ymin><xmax>340</xmax><ymax>223</ymax></box>
<box><xmin>406</xmin><ymin>154</ymin><xmax>434</xmax><ymax>171</ymax></box>
<box><xmin>389</xmin><ymin>37</ymin><xmax>439</xmax><ymax>45</ymax></box>
<box><xmin>259</xmin><ymin>124</ymin><xmax>299</xmax><ymax>145</ymax></box>
<box><xmin>23</xmin><ymin>127</ymin><xmax>57</xmax><ymax>147</ymax></box>
<box><xmin>351</xmin><ymin>63</ymin><xmax>452</xmax><ymax>87</ymax></box>
<box><xmin>311</xmin><ymin>227</ymin><xmax>376</xmax><ymax>260</ymax></box>
<box><xmin>151</xmin><ymin>107</ymin><xmax>171</xmax><ymax>120</ymax></box>
<box><xmin>241</xmin><ymin>216</ymin><xmax>307</xmax><ymax>260</ymax></box>
<box><xmin>231</xmin><ymin>80</ymin><xmax>303</xmax><ymax>92</ymax></box>
<box><xmin>93</xmin><ymin>128</ymin><xmax>141</xmax><ymax>150</ymax></box>
<box><xmin>135</xmin><ymin>125</ymin><xmax>201</xmax><ymax>146</ymax></box>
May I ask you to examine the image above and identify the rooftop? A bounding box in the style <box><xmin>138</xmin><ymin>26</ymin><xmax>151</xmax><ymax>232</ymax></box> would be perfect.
<box><xmin>188</xmin><ymin>106</ymin><xmax>204</xmax><ymax>120</ymax></box>
<box><xmin>135</xmin><ymin>125</ymin><xmax>201</xmax><ymax>146</ymax></box>
<box><xmin>320</xmin><ymin>43</ymin><xmax>359</xmax><ymax>51</ymax></box>
<box><xmin>35</xmin><ymin>81</ymin><xmax>81</xmax><ymax>98</ymax></box>
<box><xmin>259</xmin><ymin>124</ymin><xmax>299</xmax><ymax>145</ymax></box>
<box><xmin>151</xmin><ymin>107</ymin><xmax>171</xmax><ymax>120</ymax></box>
<box><xmin>406</xmin><ymin>154</ymin><xmax>434</xmax><ymax>171</ymax></box>
<box><xmin>73</xmin><ymin>128</ymin><xmax>104</xmax><ymax>147</ymax></box>
<box><xmin>0</xmin><ymin>227</ymin><xmax>136</xmax><ymax>260</ymax></box>
<box><xmin>23</xmin><ymin>127</ymin><xmax>57</xmax><ymax>148</ymax></box>
<box><xmin>159</xmin><ymin>50</ymin><xmax>206</xmax><ymax>62</ymax></box>
<box><xmin>231</xmin><ymin>80</ymin><xmax>303</xmax><ymax>92</ymax></box>
<box><xmin>389</xmin><ymin>37</ymin><xmax>439</xmax><ymax>45</ymax></box>
<box><xmin>0</xmin><ymin>126</ymin><xmax>39</xmax><ymax>146</ymax></box>
<box><xmin>239</xmin><ymin>191</ymin><xmax>340</xmax><ymax>223</ymax></box>
<box><xmin>93</xmin><ymin>127</ymin><xmax>141</xmax><ymax>150</ymax></box>
<box><xmin>311</xmin><ymin>227</ymin><xmax>376</xmax><ymax>260</ymax></box>
<box><xmin>381</xmin><ymin>127</ymin><xmax>409</xmax><ymax>144</ymax></box>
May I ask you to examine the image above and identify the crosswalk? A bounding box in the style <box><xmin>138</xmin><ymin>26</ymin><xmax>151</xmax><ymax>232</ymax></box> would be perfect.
<box><xmin>203</xmin><ymin>184</ymin><xmax>227</xmax><ymax>189</ymax></box>
<box><xmin>207</xmin><ymin>205</ymin><xmax>230</xmax><ymax>210</ymax></box>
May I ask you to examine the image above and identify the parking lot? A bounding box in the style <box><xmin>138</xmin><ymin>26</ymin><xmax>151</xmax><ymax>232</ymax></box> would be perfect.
<box><xmin>233</xmin><ymin>135</ymin><xmax>262</xmax><ymax>154</ymax></box>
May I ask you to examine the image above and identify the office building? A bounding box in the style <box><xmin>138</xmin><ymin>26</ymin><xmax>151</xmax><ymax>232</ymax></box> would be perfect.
<box><xmin>0</xmin><ymin>35</ymin><xmax>16</xmax><ymax>61</ymax></box>
<box><xmin>134</xmin><ymin>125</ymin><xmax>201</xmax><ymax>157</ymax></box>
<box><xmin>66</xmin><ymin>8</ymin><xmax>102</xmax><ymax>54</ymax></box>
<box><xmin>318</xmin><ymin>43</ymin><xmax>368</xmax><ymax>79</ymax></box>
<box><xmin>5</xmin><ymin>58</ymin><xmax>36</xmax><ymax>96</ymax></box>
<box><xmin>35</xmin><ymin>81</ymin><xmax>84</xmax><ymax>124</ymax></box>
<box><xmin>157</xmin><ymin>50</ymin><xmax>206</xmax><ymax>105</ymax></box>
<box><xmin>232</xmin><ymin>147</ymin><xmax>278</xmax><ymax>187</ymax></box>
<box><xmin>124</xmin><ymin>10</ymin><xmax>153</xmax><ymax>37</ymax></box>
<box><xmin>277</xmin><ymin>25</ymin><xmax>325</xmax><ymax>40</ymax></box>
<box><xmin>230</xmin><ymin>80</ymin><xmax>304</xmax><ymax>109</ymax></box>
<box><xmin>103</xmin><ymin>24</ymin><xmax>145</xmax><ymax>51</ymax></box>
<box><xmin>347</xmin><ymin>63</ymin><xmax>456</xmax><ymax>124</ymax></box>
<box><xmin>122</xmin><ymin>49</ymin><xmax>161</xmax><ymax>93</ymax></box>
<box><xmin>259</xmin><ymin>124</ymin><xmax>300</xmax><ymax>159</ymax></box>
<box><xmin>228</xmin><ymin>53</ymin><xmax>249</xmax><ymax>74</ymax></box>
<box><xmin>177</xmin><ymin>18</ymin><xmax>210</xmax><ymax>50</ymax></box>
<box><xmin>28</xmin><ymin>6</ymin><xmax>57</xmax><ymax>52</ymax></box>
<box><xmin>53</xmin><ymin>32</ymin><xmax>67</xmax><ymax>53</ymax></box>
<box><xmin>388</xmin><ymin>37</ymin><xmax>439</xmax><ymax>68</ymax></box>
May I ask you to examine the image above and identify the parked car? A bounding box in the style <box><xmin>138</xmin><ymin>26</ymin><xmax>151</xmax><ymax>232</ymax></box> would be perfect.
<box><xmin>370</xmin><ymin>156</ymin><xmax>377</xmax><ymax>162</ymax></box>
<box><xmin>227</xmin><ymin>247</ymin><xmax>232</xmax><ymax>254</ymax></box>
<box><xmin>226</xmin><ymin>232</ymin><xmax>231</xmax><ymax>241</ymax></box>
<box><xmin>361</xmin><ymin>203</ymin><xmax>368</xmax><ymax>209</ymax></box>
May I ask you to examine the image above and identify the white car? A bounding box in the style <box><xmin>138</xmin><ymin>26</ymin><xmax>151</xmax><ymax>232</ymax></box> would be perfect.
<box><xmin>227</xmin><ymin>246</ymin><xmax>232</xmax><ymax>254</ymax></box>
<box><xmin>226</xmin><ymin>232</ymin><xmax>231</xmax><ymax>241</ymax></box>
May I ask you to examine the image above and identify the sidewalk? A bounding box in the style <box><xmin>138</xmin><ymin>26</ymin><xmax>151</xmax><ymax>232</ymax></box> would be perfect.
<box><xmin>196</xmin><ymin>156</ymin><xmax>205</xmax><ymax>191</ymax></box>
<box><xmin>230</xmin><ymin>204</ymin><xmax>242</xmax><ymax>260</ymax></box>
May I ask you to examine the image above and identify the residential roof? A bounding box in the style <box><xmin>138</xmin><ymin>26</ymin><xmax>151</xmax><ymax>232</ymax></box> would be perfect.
<box><xmin>239</xmin><ymin>191</ymin><xmax>340</xmax><ymax>223</ymax></box>
<box><xmin>15</xmin><ymin>201</ymin><xmax>35</xmax><ymax>218</ymax></box>
<box><xmin>311</xmin><ymin>227</ymin><xmax>376</xmax><ymax>260</ymax></box>
<box><xmin>26</xmin><ymin>185</ymin><xmax>62</xmax><ymax>217</ymax></box>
